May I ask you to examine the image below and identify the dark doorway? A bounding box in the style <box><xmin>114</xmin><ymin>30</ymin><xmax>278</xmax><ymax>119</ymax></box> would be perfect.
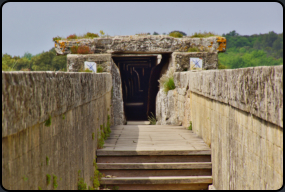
<box><xmin>113</xmin><ymin>56</ymin><xmax>157</xmax><ymax>120</ymax></box>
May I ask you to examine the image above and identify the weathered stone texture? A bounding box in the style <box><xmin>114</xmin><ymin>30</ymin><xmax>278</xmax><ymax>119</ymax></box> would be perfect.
<box><xmin>156</xmin><ymin>65</ymin><xmax>283</xmax><ymax>190</ymax></box>
<box><xmin>2</xmin><ymin>72</ymin><xmax>112</xmax><ymax>190</ymax></box>
<box><xmin>191</xmin><ymin>92</ymin><xmax>283</xmax><ymax>190</ymax></box>
<box><xmin>172</xmin><ymin>52</ymin><xmax>218</xmax><ymax>71</ymax></box>
<box><xmin>55</xmin><ymin>35</ymin><xmax>226</xmax><ymax>55</ymax></box>
<box><xmin>67</xmin><ymin>54</ymin><xmax>112</xmax><ymax>72</ymax></box>
<box><xmin>66</xmin><ymin>54</ymin><xmax>126</xmax><ymax>125</ymax></box>
<box><xmin>174</xmin><ymin>65</ymin><xmax>283</xmax><ymax>127</ymax></box>
<box><xmin>110</xmin><ymin>59</ymin><xmax>126</xmax><ymax>125</ymax></box>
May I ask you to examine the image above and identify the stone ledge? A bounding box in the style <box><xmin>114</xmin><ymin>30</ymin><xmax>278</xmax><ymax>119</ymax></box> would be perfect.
<box><xmin>54</xmin><ymin>35</ymin><xmax>226</xmax><ymax>55</ymax></box>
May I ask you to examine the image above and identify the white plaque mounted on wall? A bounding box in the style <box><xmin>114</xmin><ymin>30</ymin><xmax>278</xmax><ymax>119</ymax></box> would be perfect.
<box><xmin>84</xmin><ymin>61</ymin><xmax>97</xmax><ymax>72</ymax></box>
<box><xmin>190</xmin><ymin>58</ymin><xmax>203</xmax><ymax>70</ymax></box>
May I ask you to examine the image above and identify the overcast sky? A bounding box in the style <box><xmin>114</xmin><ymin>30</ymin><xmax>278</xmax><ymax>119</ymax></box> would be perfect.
<box><xmin>2</xmin><ymin>2</ymin><xmax>283</xmax><ymax>57</ymax></box>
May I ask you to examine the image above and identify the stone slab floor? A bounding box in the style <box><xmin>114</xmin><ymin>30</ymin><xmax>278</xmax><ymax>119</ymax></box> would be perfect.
<box><xmin>98</xmin><ymin>122</ymin><xmax>211</xmax><ymax>154</ymax></box>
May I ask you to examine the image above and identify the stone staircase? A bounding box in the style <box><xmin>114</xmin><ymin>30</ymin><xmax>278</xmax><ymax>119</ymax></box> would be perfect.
<box><xmin>97</xmin><ymin>151</ymin><xmax>212</xmax><ymax>190</ymax></box>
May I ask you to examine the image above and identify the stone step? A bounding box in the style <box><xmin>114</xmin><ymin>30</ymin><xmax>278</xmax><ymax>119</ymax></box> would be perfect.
<box><xmin>100</xmin><ymin>175</ymin><xmax>213</xmax><ymax>185</ymax></box>
<box><xmin>103</xmin><ymin>183</ymin><xmax>210</xmax><ymax>190</ymax></box>
<box><xmin>97</xmin><ymin>162</ymin><xmax>212</xmax><ymax>169</ymax></box>
<box><xmin>97</xmin><ymin>155</ymin><xmax>211</xmax><ymax>163</ymax></box>
<box><xmin>100</xmin><ymin>169</ymin><xmax>212</xmax><ymax>177</ymax></box>
<box><xmin>97</xmin><ymin>150</ymin><xmax>211</xmax><ymax>156</ymax></box>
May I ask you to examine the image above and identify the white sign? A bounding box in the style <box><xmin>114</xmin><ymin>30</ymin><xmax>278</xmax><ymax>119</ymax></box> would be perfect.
<box><xmin>190</xmin><ymin>58</ymin><xmax>203</xmax><ymax>70</ymax></box>
<box><xmin>84</xmin><ymin>61</ymin><xmax>97</xmax><ymax>72</ymax></box>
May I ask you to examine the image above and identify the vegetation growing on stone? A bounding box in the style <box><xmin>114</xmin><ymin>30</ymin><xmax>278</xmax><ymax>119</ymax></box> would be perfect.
<box><xmin>158</xmin><ymin>67</ymin><xmax>176</xmax><ymax>93</ymax></box>
<box><xmin>169</xmin><ymin>31</ymin><xmax>184</xmax><ymax>38</ymax></box>
<box><xmin>38</xmin><ymin>186</ymin><xmax>42</xmax><ymax>190</ymax></box>
<box><xmin>62</xmin><ymin>114</ymin><xmax>65</xmax><ymax>120</ymax></box>
<box><xmin>188</xmin><ymin>121</ymin><xmax>192</xmax><ymax>130</ymax></box>
<box><xmin>53</xmin><ymin>174</ymin><xmax>58</xmax><ymax>189</ymax></box>
<box><xmin>79</xmin><ymin>68</ymin><xmax>93</xmax><ymax>72</ymax></box>
<box><xmin>148</xmin><ymin>112</ymin><xmax>156</xmax><ymax>125</ymax></box>
<box><xmin>67</xmin><ymin>34</ymin><xmax>78</xmax><ymax>40</ymax></box>
<box><xmin>45</xmin><ymin>116</ymin><xmax>52</xmax><ymax>127</ymax></box>
<box><xmin>188</xmin><ymin>47</ymin><xmax>201</xmax><ymax>52</ymax></box>
<box><xmin>23</xmin><ymin>176</ymin><xmax>28</xmax><ymax>181</ymax></box>
<box><xmin>92</xmin><ymin>132</ymin><xmax>95</xmax><ymax>140</ymax></box>
<box><xmin>46</xmin><ymin>174</ymin><xmax>51</xmax><ymax>185</ymax></box>
<box><xmin>190</xmin><ymin>31</ymin><xmax>219</xmax><ymax>38</ymax></box>
<box><xmin>71</xmin><ymin>45</ymin><xmax>91</xmax><ymax>54</ymax></box>
<box><xmin>52</xmin><ymin>36</ymin><xmax>63</xmax><ymax>41</ymax></box>
<box><xmin>46</xmin><ymin>156</ymin><xmax>49</xmax><ymax>165</ymax></box>
<box><xmin>77</xmin><ymin>170</ymin><xmax>87</xmax><ymax>190</ymax></box>
<box><xmin>83</xmin><ymin>32</ymin><xmax>99</xmax><ymax>38</ymax></box>
<box><xmin>90</xmin><ymin>158</ymin><xmax>102</xmax><ymax>190</ymax></box>
<box><xmin>97</xmin><ymin>116</ymin><xmax>111</xmax><ymax>149</ymax></box>
<box><xmin>164</xmin><ymin>77</ymin><xmax>175</xmax><ymax>93</ymax></box>
<box><xmin>97</xmin><ymin>65</ymin><xmax>104</xmax><ymax>73</ymax></box>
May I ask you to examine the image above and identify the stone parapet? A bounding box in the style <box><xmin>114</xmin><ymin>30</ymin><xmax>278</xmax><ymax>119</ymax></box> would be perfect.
<box><xmin>174</xmin><ymin>65</ymin><xmax>283</xmax><ymax>128</ymax></box>
<box><xmin>2</xmin><ymin>71</ymin><xmax>112</xmax><ymax>137</ymax></box>
<box><xmin>54</xmin><ymin>35</ymin><xmax>226</xmax><ymax>55</ymax></box>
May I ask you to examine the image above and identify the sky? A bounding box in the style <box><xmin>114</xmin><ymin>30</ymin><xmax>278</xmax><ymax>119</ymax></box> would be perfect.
<box><xmin>2</xmin><ymin>2</ymin><xmax>283</xmax><ymax>57</ymax></box>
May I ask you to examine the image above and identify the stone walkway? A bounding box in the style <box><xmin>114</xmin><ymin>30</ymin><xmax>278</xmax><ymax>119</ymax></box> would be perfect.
<box><xmin>98</xmin><ymin>122</ymin><xmax>211</xmax><ymax>155</ymax></box>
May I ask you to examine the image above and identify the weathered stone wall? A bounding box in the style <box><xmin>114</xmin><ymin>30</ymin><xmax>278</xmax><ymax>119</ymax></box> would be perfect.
<box><xmin>67</xmin><ymin>54</ymin><xmax>112</xmax><ymax>72</ymax></box>
<box><xmin>2</xmin><ymin>71</ymin><xmax>112</xmax><ymax>190</ymax></box>
<box><xmin>54</xmin><ymin>35</ymin><xmax>226</xmax><ymax>55</ymax></box>
<box><xmin>156</xmin><ymin>65</ymin><xmax>283</xmax><ymax>190</ymax></box>
<box><xmin>66</xmin><ymin>54</ymin><xmax>126</xmax><ymax>125</ymax></box>
<box><xmin>172</xmin><ymin>52</ymin><xmax>218</xmax><ymax>71</ymax></box>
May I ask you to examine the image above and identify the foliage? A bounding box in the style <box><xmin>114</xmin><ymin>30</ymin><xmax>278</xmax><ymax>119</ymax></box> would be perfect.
<box><xmin>112</xmin><ymin>186</ymin><xmax>119</xmax><ymax>190</ymax></box>
<box><xmin>70</xmin><ymin>46</ymin><xmax>78</xmax><ymax>54</ymax></box>
<box><xmin>100</xmin><ymin>30</ymin><xmax>105</xmax><ymax>37</ymax></box>
<box><xmin>91</xmin><ymin>159</ymin><xmax>102</xmax><ymax>190</ymax></box>
<box><xmin>62</xmin><ymin>114</ymin><xmax>65</xmax><ymax>120</ymax></box>
<box><xmin>53</xmin><ymin>174</ymin><xmax>58</xmax><ymax>189</ymax></box>
<box><xmin>45</xmin><ymin>116</ymin><xmax>52</xmax><ymax>127</ymax></box>
<box><xmin>79</xmin><ymin>68</ymin><xmax>93</xmax><ymax>72</ymax></box>
<box><xmin>77</xmin><ymin>170</ymin><xmax>87</xmax><ymax>190</ymax></box>
<box><xmin>46</xmin><ymin>174</ymin><xmax>51</xmax><ymax>185</ymax></box>
<box><xmin>2</xmin><ymin>47</ymin><xmax>67</xmax><ymax>72</ymax></box>
<box><xmin>70</xmin><ymin>45</ymin><xmax>91</xmax><ymax>54</ymax></box>
<box><xmin>23</xmin><ymin>176</ymin><xmax>28</xmax><ymax>181</ymax></box>
<box><xmin>153</xmin><ymin>32</ymin><xmax>159</xmax><ymax>35</ymax></box>
<box><xmin>46</xmin><ymin>156</ymin><xmax>49</xmax><ymax>165</ymax></box>
<box><xmin>67</xmin><ymin>34</ymin><xmax>78</xmax><ymax>40</ymax></box>
<box><xmin>83</xmin><ymin>32</ymin><xmax>99</xmax><ymax>38</ymax></box>
<box><xmin>97</xmin><ymin>65</ymin><xmax>103</xmax><ymax>73</ymax></box>
<box><xmin>77</xmin><ymin>45</ymin><xmax>91</xmax><ymax>54</ymax></box>
<box><xmin>188</xmin><ymin>121</ymin><xmax>192</xmax><ymax>130</ymax></box>
<box><xmin>222</xmin><ymin>30</ymin><xmax>283</xmax><ymax>59</ymax></box>
<box><xmin>164</xmin><ymin>77</ymin><xmax>175</xmax><ymax>93</ymax></box>
<box><xmin>169</xmin><ymin>30</ymin><xmax>187</xmax><ymax>37</ymax></box>
<box><xmin>148</xmin><ymin>112</ymin><xmax>156</xmax><ymax>125</ymax></box>
<box><xmin>188</xmin><ymin>47</ymin><xmax>200</xmax><ymax>52</ymax></box>
<box><xmin>52</xmin><ymin>36</ymin><xmax>63</xmax><ymax>41</ymax></box>
<box><xmin>158</xmin><ymin>67</ymin><xmax>175</xmax><ymax>89</ymax></box>
<box><xmin>38</xmin><ymin>186</ymin><xmax>42</xmax><ymax>190</ymax></box>
<box><xmin>92</xmin><ymin>132</ymin><xmax>95</xmax><ymax>140</ymax></box>
<box><xmin>218</xmin><ymin>61</ymin><xmax>228</xmax><ymax>69</ymax></box>
<box><xmin>191</xmin><ymin>31</ymin><xmax>219</xmax><ymax>38</ymax></box>
<box><xmin>169</xmin><ymin>31</ymin><xmax>184</xmax><ymax>38</ymax></box>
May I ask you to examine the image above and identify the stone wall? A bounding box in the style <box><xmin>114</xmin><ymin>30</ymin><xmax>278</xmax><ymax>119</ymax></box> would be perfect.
<box><xmin>156</xmin><ymin>65</ymin><xmax>283</xmax><ymax>190</ymax></box>
<box><xmin>54</xmin><ymin>35</ymin><xmax>226</xmax><ymax>55</ymax></box>
<box><xmin>2</xmin><ymin>71</ymin><xmax>112</xmax><ymax>190</ymax></box>
<box><xmin>172</xmin><ymin>52</ymin><xmax>218</xmax><ymax>71</ymax></box>
<box><xmin>66</xmin><ymin>54</ymin><xmax>126</xmax><ymax>125</ymax></box>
